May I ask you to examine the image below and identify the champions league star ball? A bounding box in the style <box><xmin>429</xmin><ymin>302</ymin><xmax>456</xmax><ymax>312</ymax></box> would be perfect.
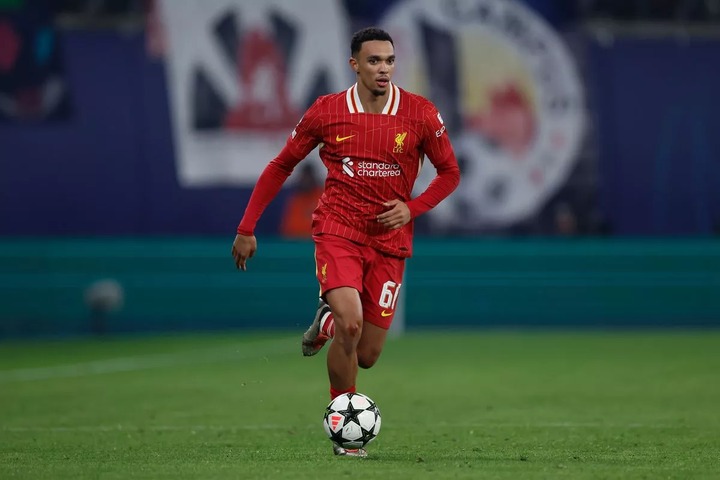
<box><xmin>323</xmin><ymin>392</ymin><xmax>381</xmax><ymax>449</ymax></box>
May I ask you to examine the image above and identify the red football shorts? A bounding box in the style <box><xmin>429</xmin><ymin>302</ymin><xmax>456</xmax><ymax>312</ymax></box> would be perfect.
<box><xmin>313</xmin><ymin>234</ymin><xmax>405</xmax><ymax>329</ymax></box>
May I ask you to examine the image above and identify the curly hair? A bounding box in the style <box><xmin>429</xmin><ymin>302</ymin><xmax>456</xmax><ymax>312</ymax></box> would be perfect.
<box><xmin>350</xmin><ymin>27</ymin><xmax>394</xmax><ymax>57</ymax></box>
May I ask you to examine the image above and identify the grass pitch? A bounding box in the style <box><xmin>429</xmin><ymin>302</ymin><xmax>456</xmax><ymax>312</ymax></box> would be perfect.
<box><xmin>1</xmin><ymin>330</ymin><xmax>718</xmax><ymax>479</ymax></box>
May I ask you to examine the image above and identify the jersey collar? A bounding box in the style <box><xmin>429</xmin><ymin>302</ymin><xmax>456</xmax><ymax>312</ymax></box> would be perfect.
<box><xmin>346</xmin><ymin>82</ymin><xmax>400</xmax><ymax>115</ymax></box>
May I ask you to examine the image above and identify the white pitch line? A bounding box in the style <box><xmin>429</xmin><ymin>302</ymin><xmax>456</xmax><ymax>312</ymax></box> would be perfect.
<box><xmin>1</xmin><ymin>424</ymin><xmax>308</xmax><ymax>433</ymax></box>
<box><xmin>1</xmin><ymin>422</ymin><xmax>696</xmax><ymax>434</ymax></box>
<box><xmin>0</xmin><ymin>337</ymin><xmax>297</xmax><ymax>383</ymax></box>
<box><xmin>455</xmin><ymin>422</ymin><xmax>696</xmax><ymax>429</ymax></box>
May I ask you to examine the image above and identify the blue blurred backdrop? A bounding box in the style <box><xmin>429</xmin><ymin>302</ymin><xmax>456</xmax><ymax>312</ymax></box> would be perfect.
<box><xmin>1</xmin><ymin>0</ymin><xmax>719</xmax><ymax>337</ymax></box>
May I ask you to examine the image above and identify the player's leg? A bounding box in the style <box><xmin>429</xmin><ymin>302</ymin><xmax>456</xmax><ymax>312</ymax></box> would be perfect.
<box><xmin>325</xmin><ymin>286</ymin><xmax>364</xmax><ymax>397</ymax></box>
<box><xmin>356</xmin><ymin>322</ymin><xmax>388</xmax><ymax>369</ymax></box>
<box><xmin>325</xmin><ymin>288</ymin><xmax>369</xmax><ymax>458</ymax></box>
<box><xmin>302</xmin><ymin>234</ymin><xmax>362</xmax><ymax>357</ymax></box>
<box><xmin>356</xmin><ymin>249</ymin><xmax>405</xmax><ymax>369</ymax></box>
<box><xmin>305</xmin><ymin>234</ymin><xmax>366</xmax><ymax>398</ymax></box>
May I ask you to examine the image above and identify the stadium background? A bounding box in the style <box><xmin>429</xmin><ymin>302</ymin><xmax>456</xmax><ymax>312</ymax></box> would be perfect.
<box><xmin>1</xmin><ymin>0</ymin><xmax>719</xmax><ymax>337</ymax></box>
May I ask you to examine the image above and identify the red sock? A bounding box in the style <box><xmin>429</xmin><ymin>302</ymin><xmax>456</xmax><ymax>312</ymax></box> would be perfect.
<box><xmin>320</xmin><ymin>312</ymin><xmax>335</xmax><ymax>337</ymax></box>
<box><xmin>330</xmin><ymin>385</ymin><xmax>356</xmax><ymax>400</ymax></box>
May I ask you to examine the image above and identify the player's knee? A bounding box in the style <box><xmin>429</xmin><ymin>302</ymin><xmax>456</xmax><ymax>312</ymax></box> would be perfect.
<box><xmin>335</xmin><ymin>318</ymin><xmax>362</xmax><ymax>341</ymax></box>
<box><xmin>357</xmin><ymin>347</ymin><xmax>381</xmax><ymax>369</ymax></box>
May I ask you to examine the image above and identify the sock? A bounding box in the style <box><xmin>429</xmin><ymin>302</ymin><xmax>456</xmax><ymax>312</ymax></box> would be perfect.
<box><xmin>330</xmin><ymin>385</ymin><xmax>356</xmax><ymax>400</ymax></box>
<box><xmin>320</xmin><ymin>312</ymin><xmax>335</xmax><ymax>338</ymax></box>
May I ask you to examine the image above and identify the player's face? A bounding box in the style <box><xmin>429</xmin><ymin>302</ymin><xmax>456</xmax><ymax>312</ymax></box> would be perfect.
<box><xmin>351</xmin><ymin>40</ymin><xmax>395</xmax><ymax>97</ymax></box>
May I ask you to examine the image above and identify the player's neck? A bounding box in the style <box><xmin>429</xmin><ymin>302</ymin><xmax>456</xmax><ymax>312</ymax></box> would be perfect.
<box><xmin>356</xmin><ymin>83</ymin><xmax>391</xmax><ymax>114</ymax></box>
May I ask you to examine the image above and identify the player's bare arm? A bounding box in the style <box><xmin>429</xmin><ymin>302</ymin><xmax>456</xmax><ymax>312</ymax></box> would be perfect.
<box><xmin>231</xmin><ymin>234</ymin><xmax>257</xmax><ymax>271</ymax></box>
<box><xmin>377</xmin><ymin>199</ymin><xmax>411</xmax><ymax>230</ymax></box>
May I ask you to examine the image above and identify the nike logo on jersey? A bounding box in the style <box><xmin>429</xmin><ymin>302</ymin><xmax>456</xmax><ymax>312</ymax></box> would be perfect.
<box><xmin>336</xmin><ymin>134</ymin><xmax>355</xmax><ymax>142</ymax></box>
<box><xmin>380</xmin><ymin>310</ymin><xmax>393</xmax><ymax>317</ymax></box>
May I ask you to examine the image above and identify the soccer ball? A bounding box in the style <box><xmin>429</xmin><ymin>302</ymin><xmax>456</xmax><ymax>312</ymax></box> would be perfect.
<box><xmin>322</xmin><ymin>392</ymin><xmax>381</xmax><ymax>449</ymax></box>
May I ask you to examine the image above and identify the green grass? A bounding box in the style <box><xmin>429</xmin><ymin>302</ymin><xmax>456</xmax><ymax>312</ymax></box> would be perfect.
<box><xmin>1</xmin><ymin>331</ymin><xmax>719</xmax><ymax>479</ymax></box>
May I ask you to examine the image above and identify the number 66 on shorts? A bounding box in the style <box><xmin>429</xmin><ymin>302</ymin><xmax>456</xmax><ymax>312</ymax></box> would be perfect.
<box><xmin>313</xmin><ymin>234</ymin><xmax>405</xmax><ymax>329</ymax></box>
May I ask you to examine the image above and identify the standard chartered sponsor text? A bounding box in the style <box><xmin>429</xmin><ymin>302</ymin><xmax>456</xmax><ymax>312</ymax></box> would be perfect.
<box><xmin>357</xmin><ymin>161</ymin><xmax>401</xmax><ymax>177</ymax></box>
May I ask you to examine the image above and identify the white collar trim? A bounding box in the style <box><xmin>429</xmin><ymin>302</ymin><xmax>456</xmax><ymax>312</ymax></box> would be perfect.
<box><xmin>345</xmin><ymin>83</ymin><xmax>400</xmax><ymax>115</ymax></box>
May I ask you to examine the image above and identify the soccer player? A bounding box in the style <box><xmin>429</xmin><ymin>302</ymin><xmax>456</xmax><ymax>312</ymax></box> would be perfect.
<box><xmin>232</xmin><ymin>27</ymin><xmax>460</xmax><ymax>457</ymax></box>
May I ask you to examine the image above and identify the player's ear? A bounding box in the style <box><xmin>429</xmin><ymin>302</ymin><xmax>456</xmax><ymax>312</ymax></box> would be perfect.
<box><xmin>349</xmin><ymin>57</ymin><xmax>359</xmax><ymax>74</ymax></box>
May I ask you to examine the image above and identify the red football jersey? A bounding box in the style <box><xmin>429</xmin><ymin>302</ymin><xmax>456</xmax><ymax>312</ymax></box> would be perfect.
<box><xmin>238</xmin><ymin>83</ymin><xmax>460</xmax><ymax>258</ymax></box>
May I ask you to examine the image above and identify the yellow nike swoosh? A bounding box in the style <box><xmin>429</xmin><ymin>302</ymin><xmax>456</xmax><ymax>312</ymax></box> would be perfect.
<box><xmin>336</xmin><ymin>134</ymin><xmax>355</xmax><ymax>142</ymax></box>
<box><xmin>380</xmin><ymin>310</ymin><xmax>393</xmax><ymax>317</ymax></box>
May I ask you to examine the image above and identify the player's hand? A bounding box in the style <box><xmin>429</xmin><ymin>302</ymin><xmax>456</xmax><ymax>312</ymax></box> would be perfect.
<box><xmin>231</xmin><ymin>234</ymin><xmax>257</xmax><ymax>271</ymax></box>
<box><xmin>377</xmin><ymin>200</ymin><xmax>411</xmax><ymax>230</ymax></box>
